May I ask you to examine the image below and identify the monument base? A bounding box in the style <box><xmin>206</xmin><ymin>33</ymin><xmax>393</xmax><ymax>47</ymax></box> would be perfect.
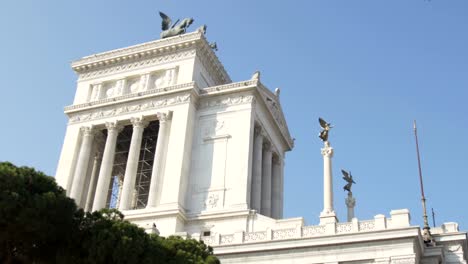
<box><xmin>320</xmin><ymin>211</ymin><xmax>338</xmax><ymax>224</ymax></box>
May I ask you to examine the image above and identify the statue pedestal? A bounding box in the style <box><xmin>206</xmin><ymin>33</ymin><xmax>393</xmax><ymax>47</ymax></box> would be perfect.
<box><xmin>320</xmin><ymin>211</ymin><xmax>338</xmax><ymax>224</ymax></box>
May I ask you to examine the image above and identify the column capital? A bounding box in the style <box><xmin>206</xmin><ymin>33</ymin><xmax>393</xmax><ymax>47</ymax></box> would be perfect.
<box><xmin>80</xmin><ymin>126</ymin><xmax>95</xmax><ymax>136</ymax></box>
<box><xmin>157</xmin><ymin>111</ymin><xmax>172</xmax><ymax>123</ymax></box>
<box><xmin>321</xmin><ymin>146</ymin><xmax>333</xmax><ymax>157</ymax></box>
<box><xmin>272</xmin><ymin>153</ymin><xmax>282</xmax><ymax>165</ymax></box>
<box><xmin>105</xmin><ymin>121</ymin><xmax>123</xmax><ymax>132</ymax></box>
<box><xmin>345</xmin><ymin>195</ymin><xmax>356</xmax><ymax>207</ymax></box>
<box><xmin>263</xmin><ymin>141</ymin><xmax>272</xmax><ymax>152</ymax></box>
<box><xmin>130</xmin><ymin>117</ymin><xmax>149</xmax><ymax>128</ymax></box>
<box><xmin>254</xmin><ymin>124</ymin><xmax>263</xmax><ymax>137</ymax></box>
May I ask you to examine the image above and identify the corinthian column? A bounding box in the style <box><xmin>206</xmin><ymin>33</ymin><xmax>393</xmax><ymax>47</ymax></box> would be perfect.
<box><xmin>147</xmin><ymin>112</ymin><xmax>171</xmax><ymax>208</ymax></box>
<box><xmin>70</xmin><ymin>126</ymin><xmax>95</xmax><ymax>205</ymax></box>
<box><xmin>346</xmin><ymin>192</ymin><xmax>356</xmax><ymax>222</ymax></box>
<box><xmin>271</xmin><ymin>155</ymin><xmax>282</xmax><ymax>219</ymax></box>
<box><xmin>251</xmin><ymin>126</ymin><xmax>263</xmax><ymax>212</ymax></box>
<box><xmin>92</xmin><ymin>122</ymin><xmax>122</xmax><ymax>211</ymax></box>
<box><xmin>119</xmin><ymin>117</ymin><xmax>148</xmax><ymax>210</ymax></box>
<box><xmin>320</xmin><ymin>141</ymin><xmax>337</xmax><ymax>224</ymax></box>
<box><xmin>261</xmin><ymin>142</ymin><xmax>273</xmax><ymax>217</ymax></box>
<box><xmin>84</xmin><ymin>153</ymin><xmax>101</xmax><ymax>212</ymax></box>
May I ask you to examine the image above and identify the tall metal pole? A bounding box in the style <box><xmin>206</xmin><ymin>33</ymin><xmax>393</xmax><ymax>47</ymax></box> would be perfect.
<box><xmin>413</xmin><ymin>120</ymin><xmax>433</xmax><ymax>245</ymax></box>
<box><xmin>431</xmin><ymin>208</ymin><xmax>436</xmax><ymax>228</ymax></box>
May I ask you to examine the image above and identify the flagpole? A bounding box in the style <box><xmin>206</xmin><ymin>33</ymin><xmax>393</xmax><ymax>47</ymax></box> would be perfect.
<box><xmin>413</xmin><ymin>120</ymin><xmax>433</xmax><ymax>245</ymax></box>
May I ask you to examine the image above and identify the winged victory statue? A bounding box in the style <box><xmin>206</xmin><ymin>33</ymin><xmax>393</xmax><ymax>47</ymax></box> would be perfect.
<box><xmin>341</xmin><ymin>169</ymin><xmax>356</xmax><ymax>193</ymax></box>
<box><xmin>318</xmin><ymin>117</ymin><xmax>333</xmax><ymax>142</ymax></box>
<box><xmin>159</xmin><ymin>12</ymin><xmax>194</xmax><ymax>39</ymax></box>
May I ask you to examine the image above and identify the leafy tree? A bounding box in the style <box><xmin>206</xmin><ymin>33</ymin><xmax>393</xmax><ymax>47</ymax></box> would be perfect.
<box><xmin>160</xmin><ymin>236</ymin><xmax>219</xmax><ymax>264</ymax></box>
<box><xmin>0</xmin><ymin>162</ymin><xmax>79</xmax><ymax>263</ymax></box>
<box><xmin>0</xmin><ymin>162</ymin><xmax>220</xmax><ymax>264</ymax></box>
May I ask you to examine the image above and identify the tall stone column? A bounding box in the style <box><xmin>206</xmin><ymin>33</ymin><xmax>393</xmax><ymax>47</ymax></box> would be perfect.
<box><xmin>69</xmin><ymin>126</ymin><xmax>95</xmax><ymax>205</ymax></box>
<box><xmin>345</xmin><ymin>192</ymin><xmax>356</xmax><ymax>222</ymax></box>
<box><xmin>320</xmin><ymin>141</ymin><xmax>337</xmax><ymax>224</ymax></box>
<box><xmin>271</xmin><ymin>155</ymin><xmax>282</xmax><ymax>219</ymax></box>
<box><xmin>251</xmin><ymin>126</ymin><xmax>263</xmax><ymax>212</ymax></box>
<box><xmin>279</xmin><ymin>158</ymin><xmax>285</xmax><ymax>219</ymax></box>
<box><xmin>119</xmin><ymin>117</ymin><xmax>148</xmax><ymax>210</ymax></box>
<box><xmin>84</xmin><ymin>153</ymin><xmax>101</xmax><ymax>212</ymax></box>
<box><xmin>92</xmin><ymin>122</ymin><xmax>122</xmax><ymax>211</ymax></box>
<box><xmin>147</xmin><ymin>112</ymin><xmax>170</xmax><ymax>208</ymax></box>
<box><xmin>261</xmin><ymin>142</ymin><xmax>273</xmax><ymax>217</ymax></box>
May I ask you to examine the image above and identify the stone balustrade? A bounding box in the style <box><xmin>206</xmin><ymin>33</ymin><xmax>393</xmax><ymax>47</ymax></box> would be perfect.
<box><xmin>199</xmin><ymin>209</ymin><xmax>412</xmax><ymax>247</ymax></box>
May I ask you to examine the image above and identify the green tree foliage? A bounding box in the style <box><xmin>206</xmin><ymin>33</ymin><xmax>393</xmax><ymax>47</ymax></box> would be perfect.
<box><xmin>0</xmin><ymin>162</ymin><xmax>219</xmax><ymax>264</ymax></box>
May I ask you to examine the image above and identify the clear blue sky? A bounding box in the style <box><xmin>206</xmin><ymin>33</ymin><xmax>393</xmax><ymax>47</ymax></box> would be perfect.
<box><xmin>1</xmin><ymin>1</ymin><xmax>467</xmax><ymax>230</ymax></box>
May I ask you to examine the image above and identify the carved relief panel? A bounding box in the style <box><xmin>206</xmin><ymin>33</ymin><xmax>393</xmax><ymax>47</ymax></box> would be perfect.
<box><xmin>149</xmin><ymin>67</ymin><xmax>178</xmax><ymax>90</ymax></box>
<box><xmin>86</xmin><ymin>67</ymin><xmax>178</xmax><ymax>102</ymax></box>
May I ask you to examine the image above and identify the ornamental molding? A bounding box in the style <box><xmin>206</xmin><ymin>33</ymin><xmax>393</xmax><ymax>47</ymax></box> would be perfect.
<box><xmin>65</xmin><ymin>82</ymin><xmax>195</xmax><ymax>113</ymax></box>
<box><xmin>199</xmin><ymin>94</ymin><xmax>254</xmax><ymax>109</ymax></box>
<box><xmin>72</xmin><ymin>31</ymin><xmax>231</xmax><ymax>84</ymax></box>
<box><xmin>195</xmin><ymin>40</ymin><xmax>231</xmax><ymax>84</ymax></box>
<box><xmin>73</xmin><ymin>31</ymin><xmax>203</xmax><ymax>71</ymax></box>
<box><xmin>257</xmin><ymin>82</ymin><xmax>294</xmax><ymax>149</ymax></box>
<box><xmin>321</xmin><ymin>146</ymin><xmax>334</xmax><ymax>157</ymax></box>
<box><xmin>199</xmin><ymin>79</ymin><xmax>257</xmax><ymax>95</ymax></box>
<box><xmin>68</xmin><ymin>93</ymin><xmax>192</xmax><ymax>124</ymax></box>
<box><xmin>77</xmin><ymin>49</ymin><xmax>195</xmax><ymax>81</ymax></box>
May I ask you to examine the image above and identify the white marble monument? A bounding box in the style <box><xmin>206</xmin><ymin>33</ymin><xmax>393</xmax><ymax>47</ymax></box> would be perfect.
<box><xmin>56</xmin><ymin>29</ymin><xmax>467</xmax><ymax>264</ymax></box>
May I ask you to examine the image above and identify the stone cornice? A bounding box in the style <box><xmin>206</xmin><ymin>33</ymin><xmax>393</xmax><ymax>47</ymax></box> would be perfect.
<box><xmin>71</xmin><ymin>30</ymin><xmax>231</xmax><ymax>84</ymax></box>
<box><xmin>72</xmin><ymin>31</ymin><xmax>201</xmax><ymax>72</ymax></box>
<box><xmin>195</xmin><ymin>35</ymin><xmax>231</xmax><ymax>84</ymax></box>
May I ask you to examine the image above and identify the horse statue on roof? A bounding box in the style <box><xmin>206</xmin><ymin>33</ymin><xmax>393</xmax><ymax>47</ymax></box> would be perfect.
<box><xmin>159</xmin><ymin>12</ymin><xmax>194</xmax><ymax>39</ymax></box>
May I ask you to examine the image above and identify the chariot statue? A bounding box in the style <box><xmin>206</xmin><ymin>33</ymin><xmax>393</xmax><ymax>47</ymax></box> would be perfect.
<box><xmin>159</xmin><ymin>12</ymin><xmax>194</xmax><ymax>39</ymax></box>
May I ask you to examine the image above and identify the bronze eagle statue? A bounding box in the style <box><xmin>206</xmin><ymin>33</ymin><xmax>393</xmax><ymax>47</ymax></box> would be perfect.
<box><xmin>159</xmin><ymin>12</ymin><xmax>194</xmax><ymax>39</ymax></box>
<box><xmin>341</xmin><ymin>169</ymin><xmax>356</xmax><ymax>193</ymax></box>
<box><xmin>318</xmin><ymin>117</ymin><xmax>333</xmax><ymax>142</ymax></box>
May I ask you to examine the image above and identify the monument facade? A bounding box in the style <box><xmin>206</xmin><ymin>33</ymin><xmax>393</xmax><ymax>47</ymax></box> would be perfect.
<box><xmin>56</xmin><ymin>28</ymin><xmax>467</xmax><ymax>263</ymax></box>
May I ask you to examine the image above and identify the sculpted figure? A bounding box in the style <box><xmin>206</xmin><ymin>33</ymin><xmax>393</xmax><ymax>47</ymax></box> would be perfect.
<box><xmin>341</xmin><ymin>169</ymin><xmax>356</xmax><ymax>193</ymax></box>
<box><xmin>159</xmin><ymin>12</ymin><xmax>194</xmax><ymax>39</ymax></box>
<box><xmin>318</xmin><ymin>117</ymin><xmax>333</xmax><ymax>142</ymax></box>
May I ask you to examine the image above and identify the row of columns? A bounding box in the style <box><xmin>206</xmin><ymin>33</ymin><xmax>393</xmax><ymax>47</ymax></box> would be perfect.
<box><xmin>69</xmin><ymin>112</ymin><xmax>171</xmax><ymax>212</ymax></box>
<box><xmin>251</xmin><ymin>125</ymin><xmax>284</xmax><ymax>219</ymax></box>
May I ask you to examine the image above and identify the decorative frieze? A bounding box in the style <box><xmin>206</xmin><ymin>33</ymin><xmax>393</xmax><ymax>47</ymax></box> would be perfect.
<box><xmin>336</xmin><ymin>222</ymin><xmax>353</xmax><ymax>234</ymax></box>
<box><xmin>68</xmin><ymin>93</ymin><xmax>192</xmax><ymax>124</ymax></box>
<box><xmin>78</xmin><ymin>50</ymin><xmax>194</xmax><ymax>80</ymax></box>
<box><xmin>272</xmin><ymin>228</ymin><xmax>296</xmax><ymax>240</ymax></box>
<box><xmin>199</xmin><ymin>79</ymin><xmax>257</xmax><ymax>95</ymax></box>
<box><xmin>220</xmin><ymin>234</ymin><xmax>234</xmax><ymax>245</ymax></box>
<box><xmin>302</xmin><ymin>225</ymin><xmax>326</xmax><ymax>237</ymax></box>
<box><xmin>358</xmin><ymin>220</ymin><xmax>376</xmax><ymax>231</ymax></box>
<box><xmin>87</xmin><ymin>67</ymin><xmax>179</xmax><ymax>102</ymax></box>
<box><xmin>199</xmin><ymin>95</ymin><xmax>254</xmax><ymax>109</ymax></box>
<box><xmin>65</xmin><ymin>82</ymin><xmax>194</xmax><ymax>112</ymax></box>
<box><xmin>243</xmin><ymin>231</ymin><xmax>267</xmax><ymax>243</ymax></box>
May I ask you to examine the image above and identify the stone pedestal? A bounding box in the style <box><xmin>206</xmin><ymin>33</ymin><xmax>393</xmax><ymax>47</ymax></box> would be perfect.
<box><xmin>320</xmin><ymin>141</ymin><xmax>337</xmax><ymax>224</ymax></box>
